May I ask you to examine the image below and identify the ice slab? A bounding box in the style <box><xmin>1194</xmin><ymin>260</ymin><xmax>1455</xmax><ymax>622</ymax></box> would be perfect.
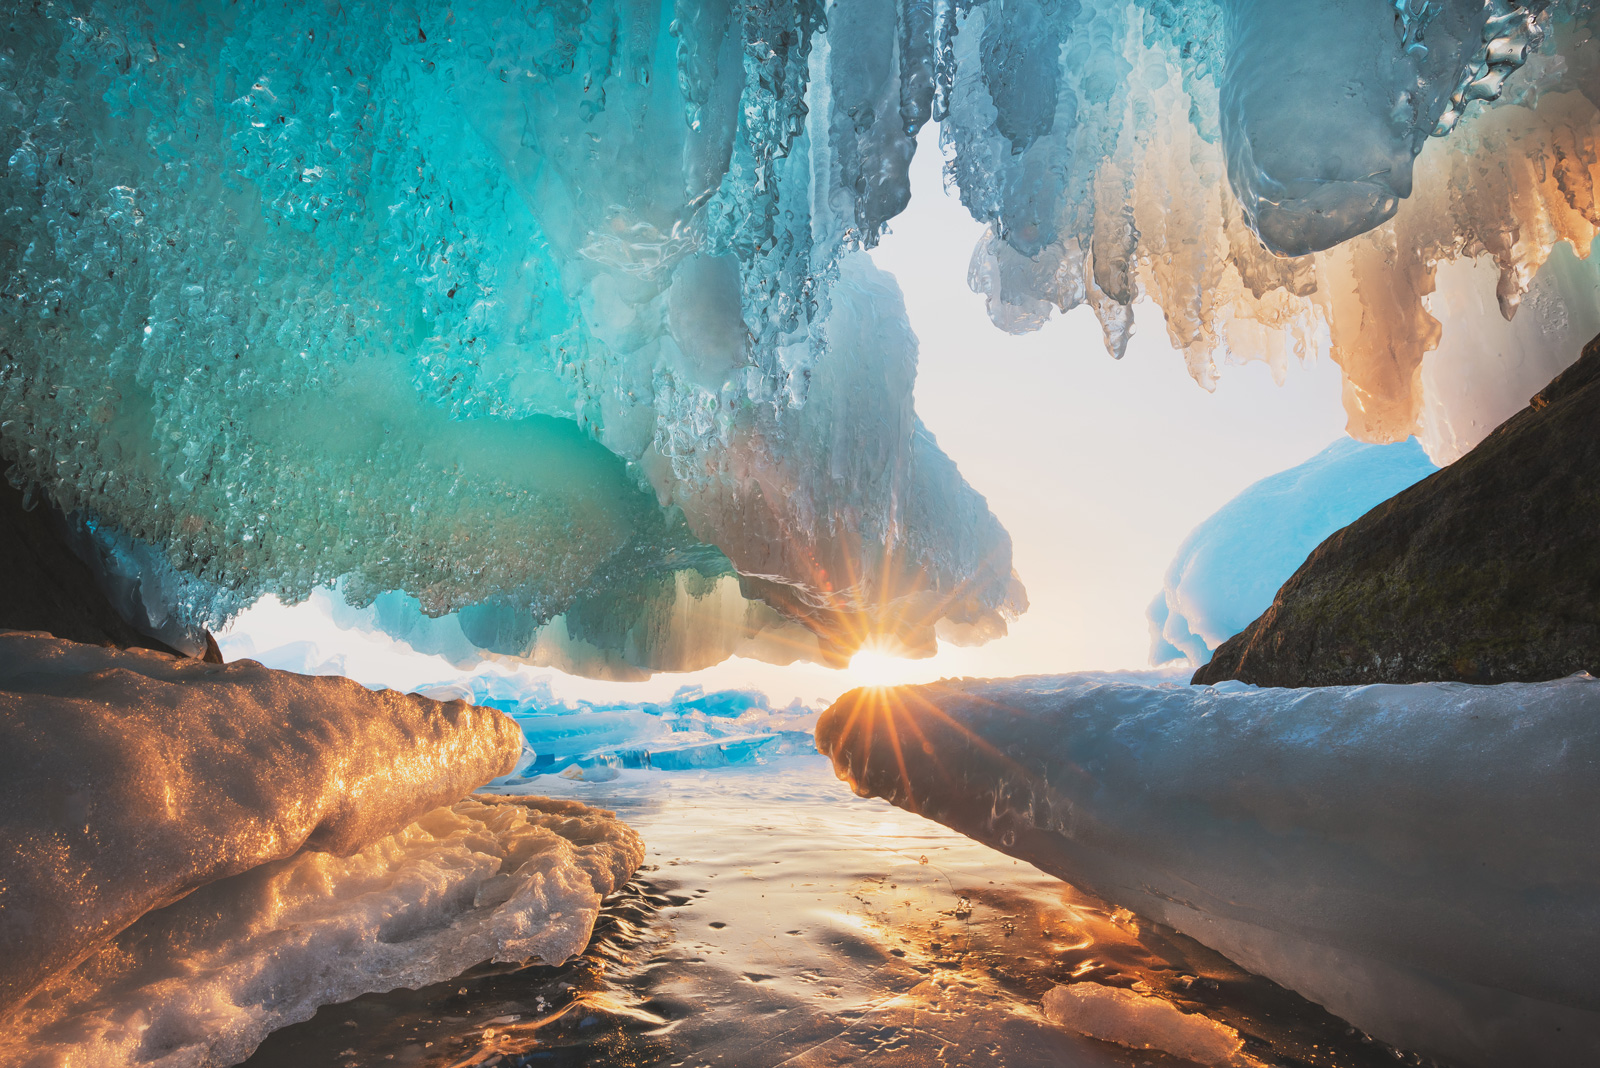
<box><xmin>817</xmin><ymin>672</ymin><xmax>1600</xmax><ymax>1067</ymax></box>
<box><xmin>0</xmin><ymin>794</ymin><xmax>643</xmax><ymax>1068</ymax></box>
<box><xmin>1041</xmin><ymin>983</ymin><xmax>1246</xmax><ymax>1066</ymax></box>
<box><xmin>1148</xmin><ymin>438</ymin><xmax>1437</xmax><ymax>666</ymax></box>
<box><xmin>0</xmin><ymin>631</ymin><xmax>522</xmax><ymax>1015</ymax></box>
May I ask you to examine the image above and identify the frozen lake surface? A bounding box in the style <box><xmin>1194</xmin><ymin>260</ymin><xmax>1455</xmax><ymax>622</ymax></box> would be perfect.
<box><xmin>241</xmin><ymin>756</ymin><xmax>1431</xmax><ymax>1068</ymax></box>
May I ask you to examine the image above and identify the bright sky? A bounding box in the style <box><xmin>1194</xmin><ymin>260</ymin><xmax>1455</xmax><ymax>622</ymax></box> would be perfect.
<box><xmin>222</xmin><ymin>130</ymin><xmax>1351</xmax><ymax>706</ymax></box>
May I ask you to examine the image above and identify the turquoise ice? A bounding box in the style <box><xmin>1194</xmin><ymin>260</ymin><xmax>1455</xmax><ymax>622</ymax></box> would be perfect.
<box><xmin>1149</xmin><ymin>438</ymin><xmax>1438</xmax><ymax>666</ymax></box>
<box><xmin>0</xmin><ymin>0</ymin><xmax>1569</xmax><ymax>673</ymax></box>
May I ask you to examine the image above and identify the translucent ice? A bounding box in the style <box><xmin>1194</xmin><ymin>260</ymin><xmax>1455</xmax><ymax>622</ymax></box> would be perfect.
<box><xmin>818</xmin><ymin>672</ymin><xmax>1600</xmax><ymax>1067</ymax></box>
<box><xmin>1041</xmin><ymin>983</ymin><xmax>1246</xmax><ymax>1066</ymax></box>
<box><xmin>0</xmin><ymin>794</ymin><xmax>643</xmax><ymax>1068</ymax></box>
<box><xmin>1148</xmin><ymin>438</ymin><xmax>1437</xmax><ymax>666</ymax></box>
<box><xmin>951</xmin><ymin>0</ymin><xmax>1598</xmax><ymax>444</ymax></box>
<box><xmin>0</xmin><ymin>3</ymin><xmax>1019</xmax><ymax>677</ymax></box>
<box><xmin>1221</xmin><ymin>0</ymin><xmax>1518</xmax><ymax>257</ymax></box>
<box><xmin>3</xmin><ymin>0</ymin><xmax>1594</xmax><ymax>672</ymax></box>
<box><xmin>0</xmin><ymin>630</ymin><xmax>522</xmax><ymax>1015</ymax></box>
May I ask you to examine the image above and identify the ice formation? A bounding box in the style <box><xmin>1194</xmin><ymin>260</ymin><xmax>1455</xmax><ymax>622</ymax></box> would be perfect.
<box><xmin>0</xmin><ymin>1</ymin><xmax>1021</xmax><ymax>678</ymax></box>
<box><xmin>1041</xmin><ymin>983</ymin><xmax>1246</xmax><ymax>1067</ymax></box>
<box><xmin>0</xmin><ymin>794</ymin><xmax>643</xmax><ymax>1068</ymax></box>
<box><xmin>960</xmin><ymin>0</ymin><xmax>1600</xmax><ymax>450</ymax></box>
<box><xmin>817</xmin><ymin>672</ymin><xmax>1600</xmax><ymax>1067</ymax></box>
<box><xmin>0</xmin><ymin>630</ymin><xmax>522</xmax><ymax>1014</ymax></box>
<box><xmin>7</xmin><ymin>0</ymin><xmax>1598</xmax><ymax>672</ymax></box>
<box><xmin>480</xmin><ymin>683</ymin><xmax>821</xmax><ymax>772</ymax></box>
<box><xmin>1148</xmin><ymin>438</ymin><xmax>1437</xmax><ymax>666</ymax></box>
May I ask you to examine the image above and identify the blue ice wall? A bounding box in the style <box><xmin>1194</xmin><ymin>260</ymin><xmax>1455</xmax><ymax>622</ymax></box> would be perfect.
<box><xmin>1150</xmin><ymin>438</ymin><xmax>1438</xmax><ymax>665</ymax></box>
<box><xmin>0</xmin><ymin>0</ymin><xmax>1578</xmax><ymax>675</ymax></box>
<box><xmin>0</xmin><ymin>1</ymin><xmax>1023</xmax><ymax>674</ymax></box>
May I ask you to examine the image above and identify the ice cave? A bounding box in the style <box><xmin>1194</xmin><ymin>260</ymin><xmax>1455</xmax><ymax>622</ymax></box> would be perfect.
<box><xmin>1</xmin><ymin>0</ymin><xmax>1597</xmax><ymax>1065</ymax></box>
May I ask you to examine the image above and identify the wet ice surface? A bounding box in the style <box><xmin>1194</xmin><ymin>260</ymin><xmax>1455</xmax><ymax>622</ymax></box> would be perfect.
<box><xmin>243</xmin><ymin>757</ymin><xmax>1433</xmax><ymax>1068</ymax></box>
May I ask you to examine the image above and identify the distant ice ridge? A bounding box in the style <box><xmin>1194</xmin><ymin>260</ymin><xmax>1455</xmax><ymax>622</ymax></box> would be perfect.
<box><xmin>410</xmin><ymin>675</ymin><xmax>823</xmax><ymax>777</ymax></box>
<box><xmin>817</xmin><ymin>672</ymin><xmax>1600</xmax><ymax>1068</ymax></box>
<box><xmin>0</xmin><ymin>795</ymin><xmax>643</xmax><ymax>1068</ymax></box>
<box><xmin>1148</xmin><ymin>438</ymin><xmax>1438</xmax><ymax>666</ymax></box>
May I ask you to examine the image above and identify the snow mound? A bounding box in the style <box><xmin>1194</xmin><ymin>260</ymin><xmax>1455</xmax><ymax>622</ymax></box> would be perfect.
<box><xmin>818</xmin><ymin>672</ymin><xmax>1600</xmax><ymax>1067</ymax></box>
<box><xmin>1149</xmin><ymin>438</ymin><xmax>1437</xmax><ymax>666</ymax></box>
<box><xmin>0</xmin><ymin>794</ymin><xmax>643</xmax><ymax>1068</ymax></box>
<box><xmin>0</xmin><ymin>631</ymin><xmax>522</xmax><ymax>1015</ymax></box>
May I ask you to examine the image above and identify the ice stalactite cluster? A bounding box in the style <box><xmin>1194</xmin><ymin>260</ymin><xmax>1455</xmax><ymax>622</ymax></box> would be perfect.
<box><xmin>4</xmin><ymin>0</ymin><xmax>1597</xmax><ymax>676</ymax></box>
<box><xmin>0</xmin><ymin>1</ymin><xmax>1021</xmax><ymax>678</ymax></box>
<box><xmin>960</xmin><ymin>0</ymin><xmax>1600</xmax><ymax>455</ymax></box>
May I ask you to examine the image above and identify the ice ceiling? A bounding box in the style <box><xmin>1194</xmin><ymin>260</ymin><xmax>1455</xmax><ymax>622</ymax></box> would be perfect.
<box><xmin>2</xmin><ymin>0</ymin><xmax>1597</xmax><ymax>677</ymax></box>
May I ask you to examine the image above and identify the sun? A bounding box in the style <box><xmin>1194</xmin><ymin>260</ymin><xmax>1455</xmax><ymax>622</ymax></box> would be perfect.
<box><xmin>844</xmin><ymin>647</ymin><xmax>918</xmax><ymax>690</ymax></box>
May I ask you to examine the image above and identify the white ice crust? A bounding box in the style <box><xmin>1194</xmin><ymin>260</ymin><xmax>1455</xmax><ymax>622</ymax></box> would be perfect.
<box><xmin>0</xmin><ymin>794</ymin><xmax>643</xmax><ymax>1068</ymax></box>
<box><xmin>0</xmin><ymin>630</ymin><xmax>524</xmax><ymax>1015</ymax></box>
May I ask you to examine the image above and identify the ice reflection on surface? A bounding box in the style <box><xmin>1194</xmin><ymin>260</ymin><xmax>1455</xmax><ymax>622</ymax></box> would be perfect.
<box><xmin>244</xmin><ymin>757</ymin><xmax>1430</xmax><ymax>1068</ymax></box>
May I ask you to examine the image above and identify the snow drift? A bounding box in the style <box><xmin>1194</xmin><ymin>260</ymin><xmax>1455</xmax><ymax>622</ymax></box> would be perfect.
<box><xmin>1148</xmin><ymin>438</ymin><xmax>1437</xmax><ymax>666</ymax></box>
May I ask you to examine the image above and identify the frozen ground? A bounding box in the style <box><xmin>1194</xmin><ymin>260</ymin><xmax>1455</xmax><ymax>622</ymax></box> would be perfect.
<box><xmin>241</xmin><ymin>756</ymin><xmax>1442</xmax><ymax>1068</ymax></box>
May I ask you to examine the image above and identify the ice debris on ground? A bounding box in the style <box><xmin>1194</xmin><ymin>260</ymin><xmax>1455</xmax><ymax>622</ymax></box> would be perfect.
<box><xmin>1148</xmin><ymin>438</ymin><xmax>1437</xmax><ymax>666</ymax></box>
<box><xmin>0</xmin><ymin>794</ymin><xmax>643</xmax><ymax>1068</ymax></box>
<box><xmin>817</xmin><ymin>671</ymin><xmax>1600</xmax><ymax>1068</ymax></box>
<box><xmin>1041</xmin><ymin>983</ymin><xmax>1247</xmax><ymax>1067</ymax></box>
<box><xmin>0</xmin><ymin>630</ymin><xmax>522</xmax><ymax>1016</ymax></box>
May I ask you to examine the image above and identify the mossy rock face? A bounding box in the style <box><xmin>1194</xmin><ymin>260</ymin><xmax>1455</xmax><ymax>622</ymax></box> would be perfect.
<box><xmin>1195</xmin><ymin>334</ymin><xmax>1600</xmax><ymax>688</ymax></box>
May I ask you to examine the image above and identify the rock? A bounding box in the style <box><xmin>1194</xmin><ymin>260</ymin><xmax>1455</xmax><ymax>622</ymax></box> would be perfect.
<box><xmin>1194</xmin><ymin>334</ymin><xmax>1600</xmax><ymax>687</ymax></box>
<box><xmin>0</xmin><ymin>479</ymin><xmax>180</xmax><ymax>655</ymax></box>
<box><xmin>0</xmin><ymin>631</ymin><xmax>524</xmax><ymax>1016</ymax></box>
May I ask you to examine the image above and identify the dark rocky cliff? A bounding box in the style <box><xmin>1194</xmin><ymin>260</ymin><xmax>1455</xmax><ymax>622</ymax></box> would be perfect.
<box><xmin>0</xmin><ymin>478</ymin><xmax>182</xmax><ymax>655</ymax></box>
<box><xmin>1194</xmin><ymin>335</ymin><xmax>1600</xmax><ymax>687</ymax></box>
